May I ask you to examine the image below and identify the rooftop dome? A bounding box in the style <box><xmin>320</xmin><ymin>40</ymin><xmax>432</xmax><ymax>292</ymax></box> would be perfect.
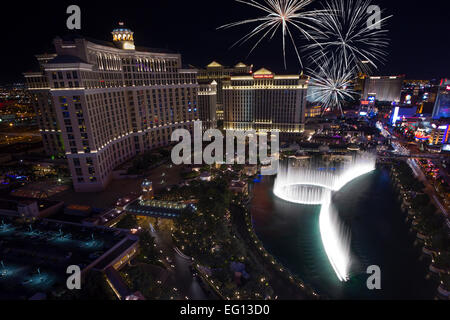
<box><xmin>112</xmin><ymin>22</ymin><xmax>135</xmax><ymax>50</ymax></box>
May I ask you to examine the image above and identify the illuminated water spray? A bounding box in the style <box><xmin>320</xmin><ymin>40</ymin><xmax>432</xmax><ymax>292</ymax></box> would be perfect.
<box><xmin>319</xmin><ymin>190</ymin><xmax>352</xmax><ymax>282</ymax></box>
<box><xmin>273</xmin><ymin>154</ymin><xmax>376</xmax><ymax>281</ymax></box>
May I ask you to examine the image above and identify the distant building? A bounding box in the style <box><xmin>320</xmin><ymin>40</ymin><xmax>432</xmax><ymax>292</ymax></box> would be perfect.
<box><xmin>223</xmin><ymin>68</ymin><xmax>308</xmax><ymax>134</ymax></box>
<box><xmin>0</xmin><ymin>196</ymin><xmax>63</xmax><ymax>218</ymax></box>
<box><xmin>432</xmin><ymin>79</ymin><xmax>450</xmax><ymax>119</ymax></box>
<box><xmin>24</xmin><ymin>53</ymin><xmax>64</xmax><ymax>157</ymax></box>
<box><xmin>198</xmin><ymin>81</ymin><xmax>217</xmax><ymax>129</ymax></box>
<box><xmin>429</xmin><ymin>123</ymin><xmax>450</xmax><ymax>146</ymax></box>
<box><xmin>305</xmin><ymin>105</ymin><xmax>322</xmax><ymax>118</ymax></box>
<box><xmin>363</xmin><ymin>75</ymin><xmax>405</xmax><ymax>103</ymax></box>
<box><xmin>401</xmin><ymin>79</ymin><xmax>437</xmax><ymax>107</ymax></box>
<box><xmin>197</xmin><ymin>61</ymin><xmax>253</xmax><ymax>121</ymax></box>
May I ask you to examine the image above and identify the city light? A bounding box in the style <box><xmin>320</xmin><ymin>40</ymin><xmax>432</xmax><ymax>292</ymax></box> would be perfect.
<box><xmin>0</xmin><ymin>0</ymin><xmax>448</xmax><ymax>305</ymax></box>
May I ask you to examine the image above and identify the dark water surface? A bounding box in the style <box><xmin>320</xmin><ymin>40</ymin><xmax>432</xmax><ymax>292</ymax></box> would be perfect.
<box><xmin>250</xmin><ymin>169</ymin><xmax>437</xmax><ymax>299</ymax></box>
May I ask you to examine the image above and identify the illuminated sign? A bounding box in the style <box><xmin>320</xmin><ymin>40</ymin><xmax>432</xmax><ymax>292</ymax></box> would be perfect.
<box><xmin>253</xmin><ymin>74</ymin><xmax>274</xmax><ymax>79</ymax></box>
<box><xmin>392</xmin><ymin>106</ymin><xmax>400</xmax><ymax>125</ymax></box>
<box><xmin>415</xmin><ymin>130</ymin><xmax>431</xmax><ymax>141</ymax></box>
<box><xmin>446</xmin><ymin>85</ymin><xmax>450</xmax><ymax>91</ymax></box>
<box><xmin>443</xmin><ymin>144</ymin><xmax>450</xmax><ymax>152</ymax></box>
<box><xmin>443</xmin><ymin>125</ymin><xmax>450</xmax><ymax>144</ymax></box>
<box><xmin>123</xmin><ymin>42</ymin><xmax>136</xmax><ymax>50</ymax></box>
<box><xmin>405</xmin><ymin>95</ymin><xmax>412</xmax><ymax>104</ymax></box>
<box><xmin>360</xmin><ymin>100</ymin><xmax>369</xmax><ymax>105</ymax></box>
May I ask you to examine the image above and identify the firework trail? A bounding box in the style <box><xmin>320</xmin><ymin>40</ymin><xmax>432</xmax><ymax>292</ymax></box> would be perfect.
<box><xmin>218</xmin><ymin>0</ymin><xmax>326</xmax><ymax>68</ymax></box>
<box><xmin>307</xmin><ymin>54</ymin><xmax>357</xmax><ymax>116</ymax></box>
<box><xmin>306</xmin><ymin>0</ymin><xmax>392</xmax><ymax>73</ymax></box>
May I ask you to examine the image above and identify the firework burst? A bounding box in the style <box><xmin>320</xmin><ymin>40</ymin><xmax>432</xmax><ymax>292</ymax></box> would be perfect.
<box><xmin>306</xmin><ymin>0</ymin><xmax>392</xmax><ymax>73</ymax></box>
<box><xmin>218</xmin><ymin>0</ymin><xmax>325</xmax><ymax>68</ymax></box>
<box><xmin>307</xmin><ymin>55</ymin><xmax>357</xmax><ymax>116</ymax></box>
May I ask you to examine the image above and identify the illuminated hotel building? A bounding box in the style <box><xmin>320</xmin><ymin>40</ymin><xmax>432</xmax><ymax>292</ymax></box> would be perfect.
<box><xmin>223</xmin><ymin>68</ymin><xmax>308</xmax><ymax>133</ymax></box>
<box><xmin>24</xmin><ymin>53</ymin><xmax>65</xmax><ymax>157</ymax></box>
<box><xmin>197</xmin><ymin>61</ymin><xmax>253</xmax><ymax>121</ymax></box>
<box><xmin>25</xmin><ymin>24</ymin><xmax>199</xmax><ymax>192</ymax></box>
<box><xmin>305</xmin><ymin>105</ymin><xmax>322</xmax><ymax>118</ymax></box>
<box><xmin>198</xmin><ymin>81</ymin><xmax>217</xmax><ymax>129</ymax></box>
<box><xmin>363</xmin><ymin>75</ymin><xmax>405</xmax><ymax>103</ymax></box>
<box><xmin>429</xmin><ymin>124</ymin><xmax>450</xmax><ymax>145</ymax></box>
<box><xmin>432</xmin><ymin>79</ymin><xmax>450</xmax><ymax>119</ymax></box>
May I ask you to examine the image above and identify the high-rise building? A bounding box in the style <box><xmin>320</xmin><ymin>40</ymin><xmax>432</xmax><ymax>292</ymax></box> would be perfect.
<box><xmin>429</xmin><ymin>123</ymin><xmax>450</xmax><ymax>146</ymax></box>
<box><xmin>25</xmin><ymin>24</ymin><xmax>200</xmax><ymax>192</ymax></box>
<box><xmin>198</xmin><ymin>81</ymin><xmax>217</xmax><ymax>130</ymax></box>
<box><xmin>223</xmin><ymin>68</ymin><xmax>308</xmax><ymax>134</ymax></box>
<box><xmin>24</xmin><ymin>53</ymin><xmax>65</xmax><ymax>157</ymax></box>
<box><xmin>363</xmin><ymin>75</ymin><xmax>405</xmax><ymax>103</ymax></box>
<box><xmin>197</xmin><ymin>61</ymin><xmax>252</xmax><ymax>121</ymax></box>
<box><xmin>432</xmin><ymin>79</ymin><xmax>450</xmax><ymax>119</ymax></box>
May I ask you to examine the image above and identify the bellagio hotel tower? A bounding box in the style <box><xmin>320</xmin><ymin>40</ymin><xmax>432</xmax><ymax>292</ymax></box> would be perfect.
<box><xmin>25</xmin><ymin>24</ymin><xmax>204</xmax><ymax>192</ymax></box>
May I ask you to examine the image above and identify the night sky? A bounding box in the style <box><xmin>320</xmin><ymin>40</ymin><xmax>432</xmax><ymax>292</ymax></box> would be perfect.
<box><xmin>2</xmin><ymin>0</ymin><xmax>449</xmax><ymax>84</ymax></box>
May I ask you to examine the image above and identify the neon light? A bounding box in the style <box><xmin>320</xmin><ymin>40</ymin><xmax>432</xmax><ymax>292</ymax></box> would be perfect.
<box><xmin>253</xmin><ymin>74</ymin><xmax>274</xmax><ymax>79</ymax></box>
<box><xmin>415</xmin><ymin>131</ymin><xmax>431</xmax><ymax>141</ymax></box>
<box><xmin>392</xmin><ymin>106</ymin><xmax>400</xmax><ymax>125</ymax></box>
<box><xmin>443</xmin><ymin>126</ymin><xmax>450</xmax><ymax>144</ymax></box>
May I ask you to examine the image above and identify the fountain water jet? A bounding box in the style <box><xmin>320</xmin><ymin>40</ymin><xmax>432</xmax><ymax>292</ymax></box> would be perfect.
<box><xmin>319</xmin><ymin>191</ymin><xmax>352</xmax><ymax>282</ymax></box>
<box><xmin>273</xmin><ymin>154</ymin><xmax>376</xmax><ymax>201</ymax></box>
<box><xmin>272</xmin><ymin>153</ymin><xmax>376</xmax><ymax>282</ymax></box>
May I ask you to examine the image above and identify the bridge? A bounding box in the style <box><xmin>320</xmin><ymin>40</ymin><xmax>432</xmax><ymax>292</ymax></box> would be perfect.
<box><xmin>124</xmin><ymin>199</ymin><xmax>195</xmax><ymax>219</ymax></box>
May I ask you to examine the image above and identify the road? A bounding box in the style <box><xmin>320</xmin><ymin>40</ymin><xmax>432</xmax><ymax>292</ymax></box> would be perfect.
<box><xmin>150</xmin><ymin>226</ymin><xmax>210</xmax><ymax>300</ymax></box>
<box><xmin>379</xmin><ymin>122</ymin><xmax>449</xmax><ymax>229</ymax></box>
<box><xmin>0</xmin><ymin>132</ymin><xmax>41</xmax><ymax>137</ymax></box>
<box><xmin>408</xmin><ymin>158</ymin><xmax>448</xmax><ymax>217</ymax></box>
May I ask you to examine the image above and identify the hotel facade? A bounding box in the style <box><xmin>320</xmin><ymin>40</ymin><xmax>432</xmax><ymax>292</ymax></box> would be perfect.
<box><xmin>223</xmin><ymin>68</ymin><xmax>308</xmax><ymax>134</ymax></box>
<box><xmin>197</xmin><ymin>61</ymin><xmax>252</xmax><ymax>121</ymax></box>
<box><xmin>432</xmin><ymin>79</ymin><xmax>450</xmax><ymax>120</ymax></box>
<box><xmin>362</xmin><ymin>75</ymin><xmax>405</xmax><ymax>103</ymax></box>
<box><xmin>25</xmin><ymin>25</ymin><xmax>202</xmax><ymax>192</ymax></box>
<box><xmin>25</xmin><ymin>53</ymin><xmax>63</xmax><ymax>157</ymax></box>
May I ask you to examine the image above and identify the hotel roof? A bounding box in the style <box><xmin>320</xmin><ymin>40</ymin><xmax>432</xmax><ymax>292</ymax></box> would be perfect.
<box><xmin>207</xmin><ymin>61</ymin><xmax>223</xmax><ymax>68</ymax></box>
<box><xmin>57</xmin><ymin>34</ymin><xmax>176</xmax><ymax>54</ymax></box>
<box><xmin>254</xmin><ymin>67</ymin><xmax>273</xmax><ymax>75</ymax></box>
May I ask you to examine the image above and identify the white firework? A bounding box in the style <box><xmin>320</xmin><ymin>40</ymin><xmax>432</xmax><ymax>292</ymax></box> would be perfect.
<box><xmin>306</xmin><ymin>0</ymin><xmax>392</xmax><ymax>73</ymax></box>
<box><xmin>218</xmin><ymin>0</ymin><xmax>325</xmax><ymax>68</ymax></box>
<box><xmin>307</xmin><ymin>55</ymin><xmax>357</xmax><ymax>116</ymax></box>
